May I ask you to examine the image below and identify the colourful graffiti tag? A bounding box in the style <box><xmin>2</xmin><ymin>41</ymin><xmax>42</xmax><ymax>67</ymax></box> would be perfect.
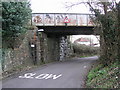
<box><xmin>44</xmin><ymin>14</ymin><xmax>54</xmax><ymax>25</ymax></box>
<box><xmin>32</xmin><ymin>13</ymin><xmax>94</xmax><ymax>26</ymax></box>
<box><xmin>69</xmin><ymin>15</ymin><xmax>77</xmax><ymax>26</ymax></box>
<box><xmin>88</xmin><ymin>15</ymin><xmax>94</xmax><ymax>26</ymax></box>
<box><xmin>32</xmin><ymin>14</ymin><xmax>43</xmax><ymax>25</ymax></box>
<box><xmin>77</xmin><ymin>15</ymin><xmax>87</xmax><ymax>26</ymax></box>
<box><xmin>55</xmin><ymin>14</ymin><xmax>64</xmax><ymax>25</ymax></box>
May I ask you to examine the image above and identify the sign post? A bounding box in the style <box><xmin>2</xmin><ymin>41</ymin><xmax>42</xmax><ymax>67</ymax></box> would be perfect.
<box><xmin>64</xmin><ymin>16</ymin><xmax>70</xmax><ymax>26</ymax></box>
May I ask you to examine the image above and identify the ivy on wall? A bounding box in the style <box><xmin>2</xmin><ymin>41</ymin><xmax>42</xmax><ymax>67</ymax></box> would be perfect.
<box><xmin>2</xmin><ymin>1</ymin><xmax>32</xmax><ymax>48</ymax></box>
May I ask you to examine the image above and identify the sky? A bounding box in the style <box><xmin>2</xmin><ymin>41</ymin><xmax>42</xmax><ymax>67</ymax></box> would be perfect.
<box><xmin>30</xmin><ymin>0</ymin><xmax>120</xmax><ymax>13</ymax></box>
<box><xmin>30</xmin><ymin>0</ymin><xmax>90</xmax><ymax>13</ymax></box>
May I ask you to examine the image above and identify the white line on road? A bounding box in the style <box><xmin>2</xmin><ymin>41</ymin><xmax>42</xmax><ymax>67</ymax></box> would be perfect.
<box><xmin>19</xmin><ymin>73</ymin><xmax>62</xmax><ymax>80</ymax></box>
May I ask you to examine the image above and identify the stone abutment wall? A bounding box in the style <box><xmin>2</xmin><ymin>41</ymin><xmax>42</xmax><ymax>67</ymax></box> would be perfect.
<box><xmin>59</xmin><ymin>36</ymin><xmax>73</xmax><ymax>61</ymax></box>
<box><xmin>2</xmin><ymin>30</ymin><xmax>73</xmax><ymax>73</ymax></box>
<box><xmin>39</xmin><ymin>33</ymin><xmax>73</xmax><ymax>62</ymax></box>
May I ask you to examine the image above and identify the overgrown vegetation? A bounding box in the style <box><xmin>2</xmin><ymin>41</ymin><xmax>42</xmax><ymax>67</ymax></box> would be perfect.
<box><xmin>86</xmin><ymin>1</ymin><xmax>120</xmax><ymax>88</ymax></box>
<box><xmin>72</xmin><ymin>43</ymin><xmax>99</xmax><ymax>57</ymax></box>
<box><xmin>86</xmin><ymin>61</ymin><xmax>119</xmax><ymax>88</ymax></box>
<box><xmin>66</xmin><ymin>1</ymin><xmax>119</xmax><ymax>65</ymax></box>
<box><xmin>1</xmin><ymin>1</ymin><xmax>32</xmax><ymax>72</ymax></box>
<box><xmin>2</xmin><ymin>1</ymin><xmax>32</xmax><ymax>49</ymax></box>
<box><xmin>87</xmin><ymin>1</ymin><xmax>119</xmax><ymax>66</ymax></box>
<box><xmin>66</xmin><ymin>1</ymin><xmax>119</xmax><ymax>88</ymax></box>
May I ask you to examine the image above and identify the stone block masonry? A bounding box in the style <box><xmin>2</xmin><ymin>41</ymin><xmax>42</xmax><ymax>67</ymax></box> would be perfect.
<box><xmin>38</xmin><ymin>32</ymin><xmax>60</xmax><ymax>63</ymax></box>
<box><xmin>2</xmin><ymin>30</ymin><xmax>73</xmax><ymax>76</ymax></box>
<box><xmin>2</xmin><ymin>30</ymin><xmax>35</xmax><ymax>72</ymax></box>
<box><xmin>39</xmin><ymin>33</ymin><xmax>73</xmax><ymax>62</ymax></box>
<box><xmin>59</xmin><ymin>36</ymin><xmax>73</xmax><ymax>61</ymax></box>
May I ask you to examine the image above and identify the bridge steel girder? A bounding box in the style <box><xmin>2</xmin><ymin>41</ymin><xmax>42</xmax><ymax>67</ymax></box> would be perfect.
<box><xmin>37</xmin><ymin>26</ymin><xmax>95</xmax><ymax>36</ymax></box>
<box><xmin>32</xmin><ymin>13</ymin><xmax>95</xmax><ymax>27</ymax></box>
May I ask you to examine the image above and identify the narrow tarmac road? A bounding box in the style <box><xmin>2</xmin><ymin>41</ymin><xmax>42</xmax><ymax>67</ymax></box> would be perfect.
<box><xmin>2</xmin><ymin>56</ymin><xmax>98</xmax><ymax>88</ymax></box>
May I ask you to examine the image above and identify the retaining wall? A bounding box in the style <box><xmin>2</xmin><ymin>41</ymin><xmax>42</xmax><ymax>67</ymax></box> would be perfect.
<box><xmin>2</xmin><ymin>30</ymin><xmax>73</xmax><ymax>73</ymax></box>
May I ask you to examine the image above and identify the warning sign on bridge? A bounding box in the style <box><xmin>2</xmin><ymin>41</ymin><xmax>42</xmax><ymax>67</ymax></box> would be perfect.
<box><xmin>64</xmin><ymin>16</ymin><xmax>70</xmax><ymax>23</ymax></box>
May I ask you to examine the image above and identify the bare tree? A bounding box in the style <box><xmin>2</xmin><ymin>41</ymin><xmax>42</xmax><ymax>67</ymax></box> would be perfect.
<box><xmin>65</xmin><ymin>0</ymin><xmax>119</xmax><ymax>65</ymax></box>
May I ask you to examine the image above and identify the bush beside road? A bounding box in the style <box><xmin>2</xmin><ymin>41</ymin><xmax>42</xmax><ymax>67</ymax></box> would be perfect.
<box><xmin>72</xmin><ymin>43</ymin><xmax>100</xmax><ymax>57</ymax></box>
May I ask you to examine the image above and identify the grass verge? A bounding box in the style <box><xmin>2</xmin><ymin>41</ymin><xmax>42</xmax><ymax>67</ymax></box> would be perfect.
<box><xmin>86</xmin><ymin>61</ymin><xmax>119</xmax><ymax>88</ymax></box>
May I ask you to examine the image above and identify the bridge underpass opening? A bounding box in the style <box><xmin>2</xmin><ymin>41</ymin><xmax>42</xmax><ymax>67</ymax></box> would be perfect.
<box><xmin>37</xmin><ymin>29</ymin><xmax>100</xmax><ymax>62</ymax></box>
<box><xmin>61</xmin><ymin>34</ymin><xmax>100</xmax><ymax>61</ymax></box>
<box><xmin>33</xmin><ymin>13</ymin><xmax>100</xmax><ymax>62</ymax></box>
<box><xmin>70</xmin><ymin>35</ymin><xmax>100</xmax><ymax>47</ymax></box>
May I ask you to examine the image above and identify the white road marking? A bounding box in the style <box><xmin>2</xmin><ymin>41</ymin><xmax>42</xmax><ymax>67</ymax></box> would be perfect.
<box><xmin>52</xmin><ymin>74</ymin><xmax>62</xmax><ymax>79</ymax></box>
<box><xmin>19</xmin><ymin>73</ymin><xmax>36</xmax><ymax>78</ymax></box>
<box><xmin>45</xmin><ymin>74</ymin><xmax>53</xmax><ymax>79</ymax></box>
<box><xmin>83</xmin><ymin>66</ymin><xmax>87</xmax><ymax>68</ymax></box>
<box><xmin>19</xmin><ymin>73</ymin><xmax>62</xmax><ymax>80</ymax></box>
<box><xmin>35</xmin><ymin>74</ymin><xmax>49</xmax><ymax>79</ymax></box>
<box><xmin>45</xmin><ymin>74</ymin><xmax>62</xmax><ymax>79</ymax></box>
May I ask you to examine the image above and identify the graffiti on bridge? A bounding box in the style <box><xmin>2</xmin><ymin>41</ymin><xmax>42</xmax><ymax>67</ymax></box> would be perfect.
<box><xmin>32</xmin><ymin>13</ymin><xmax>94</xmax><ymax>26</ymax></box>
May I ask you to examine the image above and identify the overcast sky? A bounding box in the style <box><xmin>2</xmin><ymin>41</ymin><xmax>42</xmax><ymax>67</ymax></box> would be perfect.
<box><xmin>30</xmin><ymin>0</ymin><xmax>90</xmax><ymax>13</ymax></box>
<box><xmin>30</xmin><ymin>0</ymin><xmax>120</xmax><ymax>13</ymax></box>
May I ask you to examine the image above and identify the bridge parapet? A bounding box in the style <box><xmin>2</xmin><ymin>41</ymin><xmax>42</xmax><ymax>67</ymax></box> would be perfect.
<box><xmin>32</xmin><ymin>13</ymin><xmax>95</xmax><ymax>26</ymax></box>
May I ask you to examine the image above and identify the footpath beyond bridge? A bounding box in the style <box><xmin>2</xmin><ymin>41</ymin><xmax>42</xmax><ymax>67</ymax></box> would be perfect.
<box><xmin>32</xmin><ymin>13</ymin><xmax>96</xmax><ymax>35</ymax></box>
